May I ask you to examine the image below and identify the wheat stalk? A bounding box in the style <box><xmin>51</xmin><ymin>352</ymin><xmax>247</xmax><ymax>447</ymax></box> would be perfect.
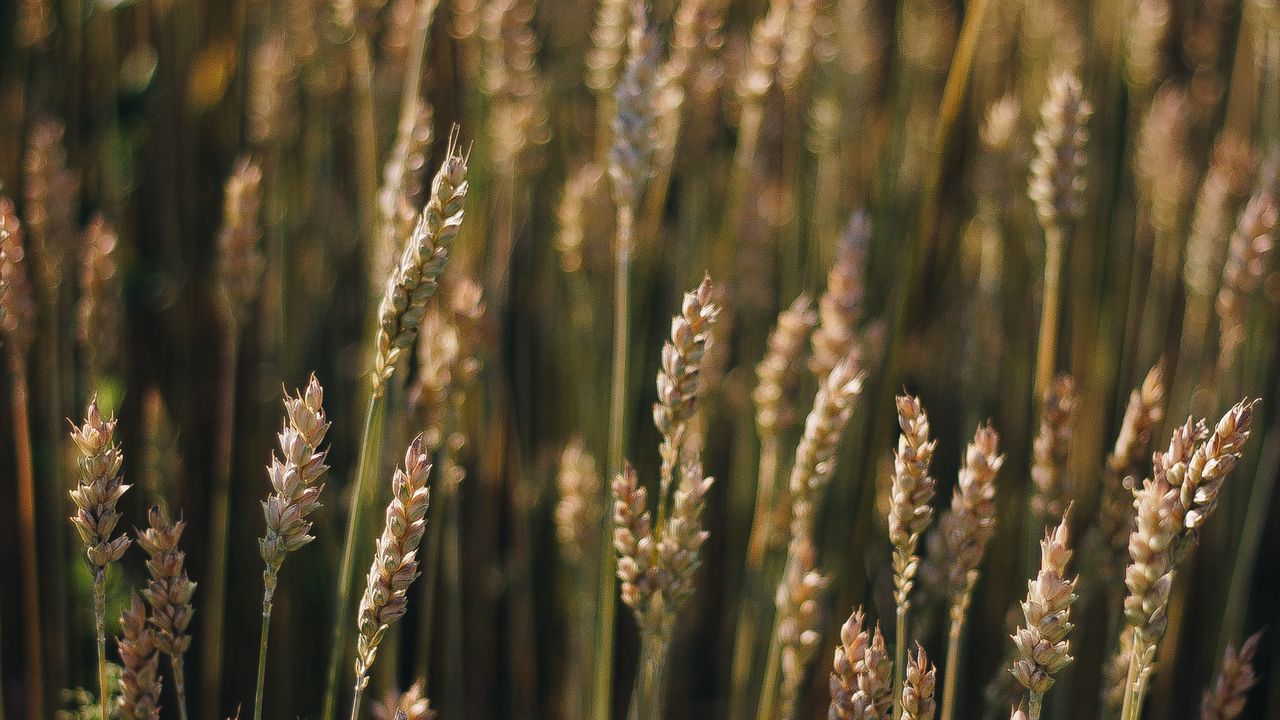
<box><xmin>939</xmin><ymin>424</ymin><xmax>1004</xmax><ymax>720</ymax></box>
<box><xmin>70</xmin><ymin>399</ymin><xmax>133</xmax><ymax>720</ymax></box>
<box><xmin>255</xmin><ymin>375</ymin><xmax>330</xmax><ymax>720</ymax></box>
<box><xmin>137</xmin><ymin>506</ymin><xmax>196</xmax><ymax>720</ymax></box>
<box><xmin>205</xmin><ymin>156</ymin><xmax>265</xmax><ymax>719</ymax></box>
<box><xmin>327</xmin><ymin>136</ymin><xmax>468</xmax><ymax>716</ymax></box>
<box><xmin>351</xmin><ymin>436</ymin><xmax>432</xmax><ymax>719</ymax></box>
<box><xmin>889</xmin><ymin>394</ymin><xmax>937</xmax><ymax>717</ymax></box>
<box><xmin>1028</xmin><ymin>71</ymin><xmax>1091</xmax><ymax>398</ymax></box>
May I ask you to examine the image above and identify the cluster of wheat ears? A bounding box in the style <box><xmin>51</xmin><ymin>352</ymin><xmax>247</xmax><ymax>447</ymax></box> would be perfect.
<box><xmin>2</xmin><ymin>0</ymin><xmax>1280</xmax><ymax>718</ymax></box>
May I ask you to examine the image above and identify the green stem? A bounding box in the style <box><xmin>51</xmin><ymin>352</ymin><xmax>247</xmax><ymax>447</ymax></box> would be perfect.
<box><xmin>593</xmin><ymin>206</ymin><xmax>635</xmax><ymax>719</ymax></box>
<box><xmin>1118</xmin><ymin>634</ymin><xmax>1141</xmax><ymax>720</ymax></box>
<box><xmin>1028</xmin><ymin>690</ymin><xmax>1044</xmax><ymax>720</ymax></box>
<box><xmin>172</xmin><ymin>655</ymin><xmax>190</xmax><ymax>720</ymax></box>
<box><xmin>940</xmin><ymin>608</ymin><xmax>965</xmax><ymax>720</ymax></box>
<box><xmin>729</xmin><ymin>435</ymin><xmax>781</xmax><ymax>719</ymax></box>
<box><xmin>323</xmin><ymin>392</ymin><xmax>384</xmax><ymax>720</ymax></box>
<box><xmin>94</xmin><ymin>572</ymin><xmax>108</xmax><ymax>720</ymax></box>
<box><xmin>254</xmin><ymin>579</ymin><xmax>277</xmax><ymax>720</ymax></box>
<box><xmin>754</xmin><ymin>609</ymin><xmax>785</xmax><ymax>720</ymax></box>
<box><xmin>349</xmin><ymin>682</ymin><xmax>366</xmax><ymax>720</ymax></box>
<box><xmin>894</xmin><ymin>605</ymin><xmax>907</xmax><ymax>720</ymax></box>
<box><xmin>1035</xmin><ymin>227</ymin><xmax>1065</xmax><ymax>400</ymax></box>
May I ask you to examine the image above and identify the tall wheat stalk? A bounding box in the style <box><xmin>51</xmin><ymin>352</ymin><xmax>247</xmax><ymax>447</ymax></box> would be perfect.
<box><xmin>594</xmin><ymin>4</ymin><xmax>658</xmax><ymax>716</ymax></box>
<box><xmin>323</xmin><ymin>137</ymin><xmax>468</xmax><ymax>719</ymax></box>
<box><xmin>255</xmin><ymin>376</ymin><xmax>330</xmax><ymax>720</ymax></box>
<box><xmin>205</xmin><ymin>158</ymin><xmax>264</xmax><ymax>719</ymax></box>
<box><xmin>69</xmin><ymin>400</ymin><xmax>133</xmax><ymax>720</ymax></box>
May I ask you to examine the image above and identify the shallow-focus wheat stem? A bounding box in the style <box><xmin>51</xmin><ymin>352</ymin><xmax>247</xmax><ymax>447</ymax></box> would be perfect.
<box><xmin>95</xmin><ymin>573</ymin><xmax>109</xmax><ymax>720</ymax></box>
<box><xmin>1028</xmin><ymin>72</ymin><xmax>1091</xmax><ymax>398</ymax></box>
<box><xmin>254</xmin><ymin>592</ymin><xmax>274</xmax><ymax>720</ymax></box>
<box><xmin>595</xmin><ymin>5</ymin><xmax>658</xmax><ymax>714</ymax></box>
<box><xmin>594</xmin><ymin>205</ymin><xmax>633</xmax><ymax>717</ymax></box>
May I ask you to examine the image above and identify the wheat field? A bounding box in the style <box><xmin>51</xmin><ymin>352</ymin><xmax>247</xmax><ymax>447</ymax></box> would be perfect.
<box><xmin>0</xmin><ymin>0</ymin><xmax>1279</xmax><ymax>718</ymax></box>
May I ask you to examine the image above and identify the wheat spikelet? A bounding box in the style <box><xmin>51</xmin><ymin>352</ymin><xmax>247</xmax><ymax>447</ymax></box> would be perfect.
<box><xmin>409</xmin><ymin>276</ymin><xmax>486</xmax><ymax>461</ymax></box>
<box><xmin>754</xmin><ymin>293</ymin><xmax>817</xmax><ymax>440</ymax></box>
<box><xmin>248</xmin><ymin>32</ymin><xmax>299</xmax><ymax>146</ymax></box>
<box><xmin>776</xmin><ymin>537</ymin><xmax>829</xmax><ymax>717</ymax></box>
<box><xmin>77</xmin><ymin>216</ymin><xmax>122</xmax><ymax>381</ymax></box>
<box><xmin>586</xmin><ymin>0</ymin><xmax>631</xmax><ymax>94</ymax></box>
<box><xmin>374</xmin><ymin>101</ymin><xmax>435</xmax><ymax>289</ymax></box>
<box><xmin>607</xmin><ymin>0</ymin><xmax>659</xmax><ymax>218</ymax></box>
<box><xmin>1010</xmin><ymin>515</ymin><xmax>1077</xmax><ymax>696</ymax></box>
<box><xmin>790</xmin><ymin>356</ymin><xmax>864</xmax><ymax>533</ymax></box>
<box><xmin>555</xmin><ymin>437</ymin><xmax>603</xmax><ymax>566</ymax></box>
<box><xmin>215</xmin><ymin>158</ymin><xmax>265</xmax><ymax>334</ymax></box>
<box><xmin>373</xmin><ymin>132</ymin><xmax>469</xmax><ymax>396</ymax></box>
<box><xmin>737</xmin><ymin>0</ymin><xmax>790</xmax><ymax>108</ymax></box>
<box><xmin>553</xmin><ymin>162</ymin><xmax>606</xmax><ymax>274</ymax></box>
<box><xmin>654</xmin><ymin>275</ymin><xmax>720</xmax><ymax>497</ymax></box>
<box><xmin>829</xmin><ymin>608</ymin><xmax>868</xmax><ymax>717</ymax></box>
<box><xmin>1181</xmin><ymin>399</ymin><xmax>1256</xmax><ymax>532</ymax></box>
<box><xmin>1200</xmin><ymin>630</ymin><xmax>1263</xmax><ymax>720</ymax></box>
<box><xmin>1099</xmin><ymin>364</ymin><xmax>1165</xmax><ymax>570</ymax></box>
<box><xmin>24</xmin><ymin>118</ymin><xmax>80</xmax><ymax>295</ymax></box>
<box><xmin>137</xmin><ymin>504</ymin><xmax>196</xmax><ymax>720</ymax></box>
<box><xmin>1216</xmin><ymin>189</ymin><xmax>1277</xmax><ymax>372</ymax></box>
<box><xmin>0</xmin><ymin>199</ymin><xmax>35</xmax><ymax>360</ymax></box>
<box><xmin>70</xmin><ymin>399</ymin><xmax>132</xmax><ymax>575</ymax></box>
<box><xmin>1030</xmin><ymin>375</ymin><xmax>1074</xmax><ymax>526</ymax></box>
<box><xmin>902</xmin><ymin>644</ymin><xmax>937</xmax><ymax>720</ymax></box>
<box><xmin>138</xmin><ymin>505</ymin><xmax>196</xmax><ymax>660</ymax></box>
<box><xmin>116</xmin><ymin>594</ymin><xmax>163</xmax><ymax>720</ymax></box>
<box><xmin>372</xmin><ymin>679</ymin><xmax>437</xmax><ymax>720</ymax></box>
<box><xmin>1028</xmin><ymin>71</ymin><xmax>1091</xmax><ymax>232</ymax></box>
<box><xmin>354</xmin><ymin>435</ymin><xmax>432</xmax><ymax>687</ymax></box>
<box><xmin>259</xmin><ymin>374</ymin><xmax>331</xmax><ymax>581</ymax></box>
<box><xmin>889</xmin><ymin>395</ymin><xmax>937</xmax><ymax>610</ymax></box>
<box><xmin>481</xmin><ymin>0</ymin><xmax>548</xmax><ymax>177</ymax></box>
<box><xmin>810</xmin><ymin>212</ymin><xmax>870</xmax><ymax>383</ymax></box>
<box><xmin>1183</xmin><ymin>134</ymin><xmax>1256</xmax><ymax>303</ymax></box>
<box><xmin>613</xmin><ymin>461</ymin><xmax>713</xmax><ymax>638</ymax></box>
<box><xmin>941</xmin><ymin>424</ymin><xmax>1004</xmax><ymax>618</ymax></box>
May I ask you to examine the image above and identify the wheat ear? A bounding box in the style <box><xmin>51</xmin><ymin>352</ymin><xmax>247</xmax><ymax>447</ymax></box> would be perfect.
<box><xmin>137</xmin><ymin>506</ymin><xmax>196</xmax><ymax>720</ymax></box>
<box><xmin>351</xmin><ymin>436</ymin><xmax>432</xmax><ymax>719</ymax></box>
<box><xmin>1010</xmin><ymin>514</ymin><xmax>1077</xmax><ymax>720</ymax></box>
<box><xmin>1200</xmin><ymin>630</ymin><xmax>1264</xmax><ymax>720</ymax></box>
<box><xmin>116</xmin><ymin>594</ymin><xmax>163</xmax><ymax>720</ymax></box>
<box><xmin>939</xmin><ymin>425</ymin><xmax>1004</xmax><ymax>720</ymax></box>
<box><xmin>889</xmin><ymin>395</ymin><xmax>938</xmax><ymax>717</ymax></box>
